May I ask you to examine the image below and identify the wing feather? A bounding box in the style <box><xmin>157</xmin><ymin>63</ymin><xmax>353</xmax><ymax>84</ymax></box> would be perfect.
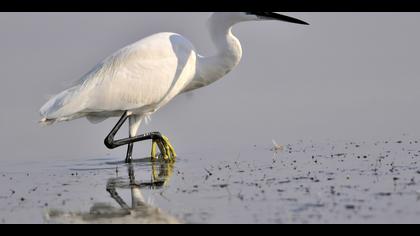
<box><xmin>40</xmin><ymin>33</ymin><xmax>197</xmax><ymax>122</ymax></box>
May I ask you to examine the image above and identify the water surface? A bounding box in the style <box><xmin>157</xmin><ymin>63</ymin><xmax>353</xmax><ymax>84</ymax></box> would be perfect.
<box><xmin>1</xmin><ymin>136</ymin><xmax>420</xmax><ymax>224</ymax></box>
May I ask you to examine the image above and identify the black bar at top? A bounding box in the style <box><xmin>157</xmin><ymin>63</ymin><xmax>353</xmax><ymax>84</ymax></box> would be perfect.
<box><xmin>1</xmin><ymin>0</ymin><xmax>420</xmax><ymax>12</ymax></box>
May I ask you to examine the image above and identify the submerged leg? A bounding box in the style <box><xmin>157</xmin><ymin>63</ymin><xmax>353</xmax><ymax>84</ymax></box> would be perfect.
<box><xmin>104</xmin><ymin>111</ymin><xmax>176</xmax><ymax>163</ymax></box>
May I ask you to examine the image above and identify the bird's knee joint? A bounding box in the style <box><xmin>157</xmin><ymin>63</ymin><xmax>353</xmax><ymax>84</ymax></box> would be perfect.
<box><xmin>104</xmin><ymin>137</ymin><xmax>116</xmax><ymax>149</ymax></box>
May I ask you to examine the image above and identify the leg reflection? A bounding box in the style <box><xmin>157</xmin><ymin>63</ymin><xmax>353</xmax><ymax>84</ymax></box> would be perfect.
<box><xmin>107</xmin><ymin>161</ymin><xmax>175</xmax><ymax>210</ymax></box>
<box><xmin>46</xmin><ymin>160</ymin><xmax>179</xmax><ymax>224</ymax></box>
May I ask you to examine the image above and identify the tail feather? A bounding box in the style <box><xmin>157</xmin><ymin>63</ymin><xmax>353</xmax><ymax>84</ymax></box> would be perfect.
<box><xmin>39</xmin><ymin>117</ymin><xmax>56</xmax><ymax>126</ymax></box>
<box><xmin>39</xmin><ymin>86</ymin><xmax>85</xmax><ymax>124</ymax></box>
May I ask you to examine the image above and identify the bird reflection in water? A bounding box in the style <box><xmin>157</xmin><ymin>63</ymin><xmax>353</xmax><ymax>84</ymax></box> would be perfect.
<box><xmin>46</xmin><ymin>160</ymin><xmax>180</xmax><ymax>224</ymax></box>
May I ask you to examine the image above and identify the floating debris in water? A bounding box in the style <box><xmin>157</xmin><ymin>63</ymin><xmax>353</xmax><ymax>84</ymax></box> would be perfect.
<box><xmin>376</xmin><ymin>192</ymin><xmax>392</xmax><ymax>197</ymax></box>
<box><xmin>204</xmin><ymin>169</ymin><xmax>213</xmax><ymax>176</ymax></box>
<box><xmin>345</xmin><ymin>205</ymin><xmax>356</xmax><ymax>210</ymax></box>
<box><xmin>271</xmin><ymin>140</ymin><xmax>284</xmax><ymax>153</ymax></box>
<box><xmin>212</xmin><ymin>184</ymin><xmax>229</xmax><ymax>188</ymax></box>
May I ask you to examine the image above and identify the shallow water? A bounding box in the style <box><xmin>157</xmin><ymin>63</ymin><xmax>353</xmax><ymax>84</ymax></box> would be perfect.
<box><xmin>1</xmin><ymin>136</ymin><xmax>420</xmax><ymax>224</ymax></box>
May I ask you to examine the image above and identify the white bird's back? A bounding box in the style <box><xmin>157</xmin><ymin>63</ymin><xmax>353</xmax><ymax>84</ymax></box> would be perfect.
<box><xmin>40</xmin><ymin>32</ymin><xmax>197</xmax><ymax>124</ymax></box>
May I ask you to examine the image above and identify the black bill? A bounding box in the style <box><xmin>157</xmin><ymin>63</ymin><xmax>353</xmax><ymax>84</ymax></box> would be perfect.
<box><xmin>248</xmin><ymin>12</ymin><xmax>309</xmax><ymax>25</ymax></box>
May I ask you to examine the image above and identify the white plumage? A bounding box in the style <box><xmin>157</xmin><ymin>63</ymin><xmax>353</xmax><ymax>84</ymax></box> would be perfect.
<box><xmin>40</xmin><ymin>12</ymin><xmax>308</xmax><ymax>138</ymax></box>
<box><xmin>41</xmin><ymin>33</ymin><xmax>196</xmax><ymax>123</ymax></box>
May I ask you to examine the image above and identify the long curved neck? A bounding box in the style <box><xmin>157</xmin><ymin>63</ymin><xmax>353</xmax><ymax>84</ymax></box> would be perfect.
<box><xmin>207</xmin><ymin>15</ymin><xmax>243</xmax><ymax>64</ymax></box>
<box><xmin>192</xmin><ymin>15</ymin><xmax>243</xmax><ymax>89</ymax></box>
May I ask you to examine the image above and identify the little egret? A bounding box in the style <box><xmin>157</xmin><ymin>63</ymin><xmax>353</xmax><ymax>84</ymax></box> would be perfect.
<box><xmin>40</xmin><ymin>12</ymin><xmax>309</xmax><ymax>163</ymax></box>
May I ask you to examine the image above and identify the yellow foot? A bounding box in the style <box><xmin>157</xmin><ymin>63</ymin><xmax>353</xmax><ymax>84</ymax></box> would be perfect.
<box><xmin>151</xmin><ymin>134</ymin><xmax>177</xmax><ymax>162</ymax></box>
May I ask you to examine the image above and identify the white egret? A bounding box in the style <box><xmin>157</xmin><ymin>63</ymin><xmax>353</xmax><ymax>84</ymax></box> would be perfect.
<box><xmin>40</xmin><ymin>12</ymin><xmax>309</xmax><ymax>163</ymax></box>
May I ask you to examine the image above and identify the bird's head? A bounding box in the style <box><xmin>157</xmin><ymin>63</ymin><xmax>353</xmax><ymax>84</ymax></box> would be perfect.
<box><xmin>210</xmin><ymin>12</ymin><xmax>309</xmax><ymax>26</ymax></box>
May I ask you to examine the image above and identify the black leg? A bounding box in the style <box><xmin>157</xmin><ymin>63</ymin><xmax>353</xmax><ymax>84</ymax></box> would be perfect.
<box><xmin>125</xmin><ymin>143</ymin><xmax>134</xmax><ymax>163</ymax></box>
<box><xmin>104</xmin><ymin>111</ymin><xmax>164</xmax><ymax>163</ymax></box>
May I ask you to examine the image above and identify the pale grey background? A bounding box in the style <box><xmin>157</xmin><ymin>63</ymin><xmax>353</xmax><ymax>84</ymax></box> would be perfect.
<box><xmin>1</xmin><ymin>13</ymin><xmax>420</xmax><ymax>161</ymax></box>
